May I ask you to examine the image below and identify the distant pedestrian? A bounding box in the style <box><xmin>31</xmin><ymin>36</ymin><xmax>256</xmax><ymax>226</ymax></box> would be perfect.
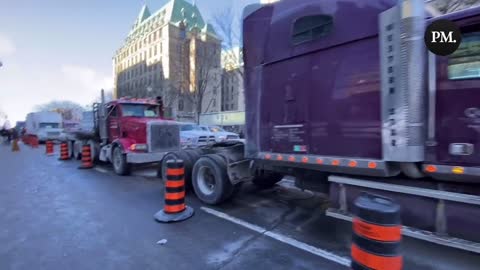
<box><xmin>11</xmin><ymin>138</ymin><xmax>20</xmax><ymax>152</ymax></box>
<box><xmin>11</xmin><ymin>129</ymin><xmax>20</xmax><ymax>152</ymax></box>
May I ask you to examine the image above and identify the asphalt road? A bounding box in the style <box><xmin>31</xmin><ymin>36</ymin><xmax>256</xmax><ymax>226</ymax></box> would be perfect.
<box><xmin>1</xmin><ymin>142</ymin><xmax>479</xmax><ymax>270</ymax></box>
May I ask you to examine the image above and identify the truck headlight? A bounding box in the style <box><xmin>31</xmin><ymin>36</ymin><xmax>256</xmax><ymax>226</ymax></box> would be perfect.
<box><xmin>181</xmin><ymin>137</ymin><xmax>193</xmax><ymax>145</ymax></box>
<box><xmin>130</xmin><ymin>144</ymin><xmax>148</xmax><ymax>151</ymax></box>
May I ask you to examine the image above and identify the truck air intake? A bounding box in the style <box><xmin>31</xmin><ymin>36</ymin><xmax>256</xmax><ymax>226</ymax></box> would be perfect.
<box><xmin>380</xmin><ymin>0</ymin><xmax>427</xmax><ymax>162</ymax></box>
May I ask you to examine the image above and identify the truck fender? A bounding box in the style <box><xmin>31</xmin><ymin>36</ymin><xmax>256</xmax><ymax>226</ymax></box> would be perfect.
<box><xmin>111</xmin><ymin>138</ymin><xmax>136</xmax><ymax>154</ymax></box>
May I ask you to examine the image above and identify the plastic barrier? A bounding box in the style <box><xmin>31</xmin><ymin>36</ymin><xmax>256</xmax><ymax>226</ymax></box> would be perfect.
<box><xmin>78</xmin><ymin>144</ymin><xmax>94</xmax><ymax>169</ymax></box>
<box><xmin>154</xmin><ymin>159</ymin><xmax>194</xmax><ymax>223</ymax></box>
<box><xmin>59</xmin><ymin>142</ymin><xmax>70</xmax><ymax>161</ymax></box>
<box><xmin>351</xmin><ymin>193</ymin><xmax>402</xmax><ymax>270</ymax></box>
<box><xmin>45</xmin><ymin>141</ymin><xmax>54</xmax><ymax>156</ymax></box>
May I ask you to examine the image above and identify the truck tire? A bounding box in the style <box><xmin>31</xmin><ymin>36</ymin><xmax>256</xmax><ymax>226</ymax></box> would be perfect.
<box><xmin>159</xmin><ymin>151</ymin><xmax>193</xmax><ymax>189</ymax></box>
<box><xmin>252</xmin><ymin>173</ymin><xmax>283</xmax><ymax>189</ymax></box>
<box><xmin>73</xmin><ymin>141</ymin><xmax>82</xmax><ymax>160</ymax></box>
<box><xmin>192</xmin><ymin>154</ymin><xmax>234</xmax><ymax>205</ymax></box>
<box><xmin>112</xmin><ymin>146</ymin><xmax>131</xmax><ymax>176</ymax></box>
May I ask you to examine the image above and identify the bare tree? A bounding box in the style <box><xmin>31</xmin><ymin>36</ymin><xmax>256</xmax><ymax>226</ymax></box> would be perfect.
<box><xmin>212</xmin><ymin>7</ymin><xmax>244</xmax><ymax>78</ymax></box>
<box><xmin>212</xmin><ymin>7</ymin><xmax>246</xmax><ymax>113</ymax></box>
<box><xmin>428</xmin><ymin>0</ymin><xmax>480</xmax><ymax>13</ymax></box>
<box><xmin>0</xmin><ymin>107</ymin><xmax>7</xmax><ymax>127</ymax></box>
<box><xmin>93</xmin><ymin>90</ymin><xmax>114</xmax><ymax>103</ymax></box>
<box><xmin>183</xmin><ymin>39</ymin><xmax>222</xmax><ymax>124</ymax></box>
<box><xmin>35</xmin><ymin>100</ymin><xmax>85</xmax><ymax>121</ymax></box>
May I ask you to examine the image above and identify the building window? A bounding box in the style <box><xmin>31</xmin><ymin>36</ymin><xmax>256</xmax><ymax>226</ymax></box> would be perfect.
<box><xmin>154</xmin><ymin>45</ymin><xmax>158</xmax><ymax>56</ymax></box>
<box><xmin>292</xmin><ymin>15</ymin><xmax>333</xmax><ymax>45</ymax></box>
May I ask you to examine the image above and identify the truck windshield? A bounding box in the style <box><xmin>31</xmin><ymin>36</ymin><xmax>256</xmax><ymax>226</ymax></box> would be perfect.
<box><xmin>39</xmin><ymin>123</ymin><xmax>60</xmax><ymax>128</ymax></box>
<box><xmin>122</xmin><ymin>104</ymin><xmax>159</xmax><ymax>117</ymax></box>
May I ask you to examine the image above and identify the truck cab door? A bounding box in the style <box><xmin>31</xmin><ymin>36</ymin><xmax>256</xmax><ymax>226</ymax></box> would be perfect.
<box><xmin>107</xmin><ymin>105</ymin><xmax>120</xmax><ymax>141</ymax></box>
<box><xmin>428</xmin><ymin>22</ymin><xmax>480</xmax><ymax>167</ymax></box>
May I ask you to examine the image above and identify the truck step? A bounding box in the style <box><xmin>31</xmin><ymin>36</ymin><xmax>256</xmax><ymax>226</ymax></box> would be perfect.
<box><xmin>329</xmin><ymin>175</ymin><xmax>480</xmax><ymax>205</ymax></box>
<box><xmin>326</xmin><ymin>208</ymin><xmax>480</xmax><ymax>254</ymax></box>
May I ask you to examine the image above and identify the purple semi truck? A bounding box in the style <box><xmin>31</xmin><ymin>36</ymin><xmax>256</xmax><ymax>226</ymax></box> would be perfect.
<box><xmin>160</xmin><ymin>0</ymin><xmax>480</xmax><ymax>252</ymax></box>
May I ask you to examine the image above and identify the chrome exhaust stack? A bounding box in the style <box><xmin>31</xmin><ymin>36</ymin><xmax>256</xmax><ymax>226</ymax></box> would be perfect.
<box><xmin>98</xmin><ymin>89</ymin><xmax>108</xmax><ymax>145</ymax></box>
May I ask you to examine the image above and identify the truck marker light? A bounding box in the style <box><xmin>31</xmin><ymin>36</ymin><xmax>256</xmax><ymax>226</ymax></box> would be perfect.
<box><xmin>277</xmin><ymin>155</ymin><xmax>284</xmax><ymax>161</ymax></box>
<box><xmin>288</xmin><ymin>156</ymin><xmax>296</xmax><ymax>162</ymax></box>
<box><xmin>316</xmin><ymin>158</ymin><xmax>324</xmax><ymax>164</ymax></box>
<box><xmin>425</xmin><ymin>165</ymin><xmax>437</xmax><ymax>173</ymax></box>
<box><xmin>265</xmin><ymin>154</ymin><xmax>272</xmax><ymax>160</ymax></box>
<box><xmin>130</xmin><ymin>144</ymin><xmax>147</xmax><ymax>151</ymax></box>
<box><xmin>348</xmin><ymin>161</ymin><xmax>358</xmax><ymax>167</ymax></box>
<box><xmin>332</xmin><ymin>160</ymin><xmax>340</xmax><ymax>166</ymax></box>
<box><xmin>368</xmin><ymin>162</ymin><xmax>377</xmax><ymax>169</ymax></box>
<box><xmin>452</xmin><ymin>166</ymin><xmax>464</xmax><ymax>174</ymax></box>
<box><xmin>301</xmin><ymin>157</ymin><xmax>309</xmax><ymax>163</ymax></box>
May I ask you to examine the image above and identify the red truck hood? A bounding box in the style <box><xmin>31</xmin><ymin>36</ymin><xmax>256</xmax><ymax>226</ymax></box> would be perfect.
<box><xmin>121</xmin><ymin>117</ymin><xmax>178</xmax><ymax>144</ymax></box>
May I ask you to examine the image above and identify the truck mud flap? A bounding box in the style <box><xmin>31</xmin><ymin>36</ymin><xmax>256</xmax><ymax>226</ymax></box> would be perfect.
<box><xmin>327</xmin><ymin>175</ymin><xmax>480</xmax><ymax>254</ymax></box>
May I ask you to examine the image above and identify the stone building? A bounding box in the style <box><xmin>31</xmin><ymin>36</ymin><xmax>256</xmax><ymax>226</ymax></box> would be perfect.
<box><xmin>221</xmin><ymin>47</ymin><xmax>244</xmax><ymax>112</ymax></box>
<box><xmin>113</xmin><ymin>0</ymin><xmax>222</xmax><ymax>121</ymax></box>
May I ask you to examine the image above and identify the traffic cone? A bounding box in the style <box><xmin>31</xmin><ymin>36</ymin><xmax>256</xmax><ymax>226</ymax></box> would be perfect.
<box><xmin>32</xmin><ymin>137</ymin><xmax>39</xmax><ymax>148</ymax></box>
<box><xmin>45</xmin><ymin>141</ymin><xmax>54</xmax><ymax>156</ymax></box>
<box><xmin>78</xmin><ymin>144</ymin><xmax>94</xmax><ymax>169</ymax></box>
<box><xmin>154</xmin><ymin>159</ymin><xmax>194</xmax><ymax>223</ymax></box>
<box><xmin>351</xmin><ymin>193</ymin><xmax>403</xmax><ymax>270</ymax></box>
<box><xmin>59</xmin><ymin>142</ymin><xmax>70</xmax><ymax>161</ymax></box>
<box><xmin>11</xmin><ymin>139</ymin><xmax>20</xmax><ymax>152</ymax></box>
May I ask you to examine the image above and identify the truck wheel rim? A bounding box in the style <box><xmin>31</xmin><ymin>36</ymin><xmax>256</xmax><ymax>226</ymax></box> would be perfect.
<box><xmin>198</xmin><ymin>166</ymin><xmax>216</xmax><ymax>196</ymax></box>
<box><xmin>114</xmin><ymin>148</ymin><xmax>122</xmax><ymax>169</ymax></box>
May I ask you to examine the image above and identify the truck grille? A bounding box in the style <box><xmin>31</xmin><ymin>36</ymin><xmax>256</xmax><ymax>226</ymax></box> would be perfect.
<box><xmin>148</xmin><ymin>122</ymin><xmax>181</xmax><ymax>153</ymax></box>
<box><xmin>227</xmin><ymin>135</ymin><xmax>239</xmax><ymax>140</ymax></box>
<box><xmin>47</xmin><ymin>132</ymin><xmax>60</xmax><ymax>137</ymax></box>
<box><xmin>197</xmin><ymin>136</ymin><xmax>216</xmax><ymax>145</ymax></box>
<box><xmin>198</xmin><ymin>136</ymin><xmax>207</xmax><ymax>144</ymax></box>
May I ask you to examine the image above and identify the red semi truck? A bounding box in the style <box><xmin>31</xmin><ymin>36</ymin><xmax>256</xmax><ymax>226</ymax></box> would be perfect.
<box><xmin>160</xmin><ymin>0</ymin><xmax>480</xmax><ymax>252</ymax></box>
<box><xmin>67</xmin><ymin>91</ymin><xmax>180</xmax><ymax>175</ymax></box>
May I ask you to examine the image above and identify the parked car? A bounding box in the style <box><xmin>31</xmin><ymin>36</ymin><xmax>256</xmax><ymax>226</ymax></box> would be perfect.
<box><xmin>180</xmin><ymin>123</ymin><xmax>216</xmax><ymax>148</ymax></box>
<box><xmin>199</xmin><ymin>125</ymin><xmax>240</xmax><ymax>142</ymax></box>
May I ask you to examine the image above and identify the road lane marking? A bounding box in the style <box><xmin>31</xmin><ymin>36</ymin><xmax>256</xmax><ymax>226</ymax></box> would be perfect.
<box><xmin>94</xmin><ymin>167</ymin><xmax>109</xmax><ymax>174</ymax></box>
<box><xmin>200</xmin><ymin>206</ymin><xmax>351</xmax><ymax>267</ymax></box>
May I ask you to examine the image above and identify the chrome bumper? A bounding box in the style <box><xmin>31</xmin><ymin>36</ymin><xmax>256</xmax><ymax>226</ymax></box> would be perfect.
<box><xmin>127</xmin><ymin>152</ymin><xmax>166</xmax><ymax>164</ymax></box>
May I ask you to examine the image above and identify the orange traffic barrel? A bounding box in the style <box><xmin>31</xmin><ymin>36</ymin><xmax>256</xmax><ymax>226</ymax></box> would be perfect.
<box><xmin>45</xmin><ymin>141</ymin><xmax>54</xmax><ymax>156</ymax></box>
<box><xmin>78</xmin><ymin>144</ymin><xmax>94</xmax><ymax>169</ymax></box>
<box><xmin>351</xmin><ymin>193</ymin><xmax>402</xmax><ymax>270</ymax></box>
<box><xmin>58</xmin><ymin>142</ymin><xmax>70</xmax><ymax>161</ymax></box>
<box><xmin>32</xmin><ymin>136</ymin><xmax>39</xmax><ymax>148</ymax></box>
<box><xmin>154</xmin><ymin>159</ymin><xmax>194</xmax><ymax>223</ymax></box>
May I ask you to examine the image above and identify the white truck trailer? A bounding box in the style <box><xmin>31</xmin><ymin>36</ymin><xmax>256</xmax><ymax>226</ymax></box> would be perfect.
<box><xmin>25</xmin><ymin>111</ymin><xmax>64</xmax><ymax>143</ymax></box>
